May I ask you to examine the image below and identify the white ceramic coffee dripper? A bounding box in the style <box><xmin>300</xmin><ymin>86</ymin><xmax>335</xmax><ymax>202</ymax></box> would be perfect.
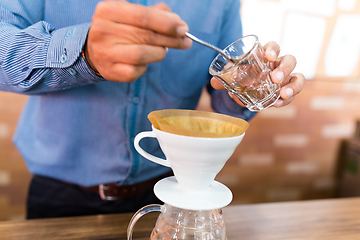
<box><xmin>133</xmin><ymin>125</ymin><xmax>245</xmax><ymax>210</ymax></box>
<box><xmin>127</xmin><ymin>110</ymin><xmax>248</xmax><ymax>240</ymax></box>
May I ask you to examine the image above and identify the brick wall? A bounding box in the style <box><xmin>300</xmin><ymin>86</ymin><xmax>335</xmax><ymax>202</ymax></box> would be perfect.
<box><xmin>0</xmin><ymin>92</ymin><xmax>30</xmax><ymax>221</ymax></box>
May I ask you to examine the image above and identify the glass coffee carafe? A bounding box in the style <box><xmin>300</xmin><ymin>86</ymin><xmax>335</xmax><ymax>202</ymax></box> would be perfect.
<box><xmin>127</xmin><ymin>203</ymin><xmax>227</xmax><ymax>240</ymax></box>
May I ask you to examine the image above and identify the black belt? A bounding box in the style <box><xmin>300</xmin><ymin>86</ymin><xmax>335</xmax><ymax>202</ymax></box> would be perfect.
<box><xmin>75</xmin><ymin>171</ymin><xmax>173</xmax><ymax>201</ymax></box>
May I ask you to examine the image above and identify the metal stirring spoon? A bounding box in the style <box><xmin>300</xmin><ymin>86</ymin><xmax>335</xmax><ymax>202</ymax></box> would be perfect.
<box><xmin>185</xmin><ymin>32</ymin><xmax>239</xmax><ymax>63</ymax></box>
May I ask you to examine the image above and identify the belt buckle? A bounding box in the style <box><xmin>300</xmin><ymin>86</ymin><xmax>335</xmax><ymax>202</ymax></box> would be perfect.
<box><xmin>99</xmin><ymin>184</ymin><xmax>119</xmax><ymax>201</ymax></box>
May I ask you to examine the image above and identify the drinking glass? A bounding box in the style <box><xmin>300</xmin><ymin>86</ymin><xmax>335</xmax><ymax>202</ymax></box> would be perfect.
<box><xmin>209</xmin><ymin>35</ymin><xmax>280</xmax><ymax>112</ymax></box>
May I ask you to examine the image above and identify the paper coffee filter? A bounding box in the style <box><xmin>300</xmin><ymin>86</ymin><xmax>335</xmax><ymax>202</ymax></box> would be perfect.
<box><xmin>148</xmin><ymin>109</ymin><xmax>249</xmax><ymax>138</ymax></box>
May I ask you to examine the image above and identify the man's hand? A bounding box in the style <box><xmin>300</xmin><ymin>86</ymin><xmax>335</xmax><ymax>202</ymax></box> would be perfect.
<box><xmin>85</xmin><ymin>1</ymin><xmax>192</xmax><ymax>82</ymax></box>
<box><xmin>210</xmin><ymin>41</ymin><xmax>305</xmax><ymax>108</ymax></box>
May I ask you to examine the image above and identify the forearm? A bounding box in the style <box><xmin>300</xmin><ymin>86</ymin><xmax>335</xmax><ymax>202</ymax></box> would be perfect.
<box><xmin>0</xmin><ymin>21</ymin><xmax>104</xmax><ymax>95</ymax></box>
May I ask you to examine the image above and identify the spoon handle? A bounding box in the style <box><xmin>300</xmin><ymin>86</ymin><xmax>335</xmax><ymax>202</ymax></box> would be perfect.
<box><xmin>185</xmin><ymin>32</ymin><xmax>233</xmax><ymax>63</ymax></box>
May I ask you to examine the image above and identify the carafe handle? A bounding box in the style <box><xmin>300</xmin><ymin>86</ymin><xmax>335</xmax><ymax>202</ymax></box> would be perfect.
<box><xmin>127</xmin><ymin>204</ymin><xmax>163</xmax><ymax>240</ymax></box>
<box><xmin>134</xmin><ymin>131</ymin><xmax>170</xmax><ymax>167</ymax></box>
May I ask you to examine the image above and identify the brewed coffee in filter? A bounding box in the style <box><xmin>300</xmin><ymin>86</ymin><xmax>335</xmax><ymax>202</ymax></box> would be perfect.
<box><xmin>148</xmin><ymin>109</ymin><xmax>249</xmax><ymax>138</ymax></box>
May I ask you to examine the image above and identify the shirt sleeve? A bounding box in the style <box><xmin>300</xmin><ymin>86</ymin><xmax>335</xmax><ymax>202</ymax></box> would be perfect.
<box><xmin>208</xmin><ymin>0</ymin><xmax>257</xmax><ymax>121</ymax></box>
<box><xmin>0</xmin><ymin>3</ymin><xmax>104</xmax><ymax>95</ymax></box>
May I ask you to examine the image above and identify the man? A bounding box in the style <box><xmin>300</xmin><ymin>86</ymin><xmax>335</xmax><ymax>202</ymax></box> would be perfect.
<box><xmin>0</xmin><ymin>0</ymin><xmax>304</xmax><ymax>218</ymax></box>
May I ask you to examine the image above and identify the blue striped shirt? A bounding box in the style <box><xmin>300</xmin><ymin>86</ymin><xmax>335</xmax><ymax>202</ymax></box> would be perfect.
<box><xmin>0</xmin><ymin>0</ymin><xmax>255</xmax><ymax>186</ymax></box>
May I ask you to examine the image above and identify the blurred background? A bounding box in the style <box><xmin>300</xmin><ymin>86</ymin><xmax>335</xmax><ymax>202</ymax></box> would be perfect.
<box><xmin>1</xmin><ymin>0</ymin><xmax>360</xmax><ymax>221</ymax></box>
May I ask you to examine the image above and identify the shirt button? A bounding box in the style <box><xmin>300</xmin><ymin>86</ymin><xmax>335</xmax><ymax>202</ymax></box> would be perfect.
<box><xmin>68</xmin><ymin>68</ymin><xmax>76</xmax><ymax>76</ymax></box>
<box><xmin>133</xmin><ymin>97</ymin><xmax>140</xmax><ymax>104</ymax></box>
<box><xmin>60</xmin><ymin>54</ymin><xmax>68</xmax><ymax>63</ymax></box>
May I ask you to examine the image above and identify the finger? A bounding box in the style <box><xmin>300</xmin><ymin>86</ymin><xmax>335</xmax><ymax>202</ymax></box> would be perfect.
<box><xmin>94</xmin><ymin>21</ymin><xmax>191</xmax><ymax>49</ymax></box>
<box><xmin>210</xmin><ymin>77</ymin><xmax>226</xmax><ymax>90</ymax></box>
<box><xmin>273</xmin><ymin>73</ymin><xmax>305</xmax><ymax>108</ymax></box>
<box><xmin>273</xmin><ymin>96</ymin><xmax>294</xmax><ymax>108</ymax></box>
<box><xmin>271</xmin><ymin>54</ymin><xmax>297</xmax><ymax>84</ymax></box>
<box><xmin>112</xmin><ymin>44</ymin><xmax>168</xmax><ymax>65</ymax></box>
<box><xmin>228</xmin><ymin>92</ymin><xmax>246</xmax><ymax>107</ymax></box>
<box><xmin>151</xmin><ymin>2</ymin><xmax>172</xmax><ymax>12</ymax></box>
<box><xmin>96</xmin><ymin>0</ymin><xmax>188</xmax><ymax>37</ymax></box>
<box><xmin>280</xmin><ymin>73</ymin><xmax>305</xmax><ymax>99</ymax></box>
<box><xmin>263</xmin><ymin>41</ymin><xmax>280</xmax><ymax>62</ymax></box>
<box><xmin>100</xmin><ymin>63</ymin><xmax>148</xmax><ymax>83</ymax></box>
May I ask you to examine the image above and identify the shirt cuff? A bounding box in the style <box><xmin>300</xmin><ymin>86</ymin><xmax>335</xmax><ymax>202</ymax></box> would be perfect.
<box><xmin>46</xmin><ymin>22</ymin><xmax>91</xmax><ymax>68</ymax></box>
<box><xmin>46</xmin><ymin>22</ymin><xmax>105</xmax><ymax>85</ymax></box>
<box><xmin>56</xmin><ymin>55</ymin><xmax>105</xmax><ymax>87</ymax></box>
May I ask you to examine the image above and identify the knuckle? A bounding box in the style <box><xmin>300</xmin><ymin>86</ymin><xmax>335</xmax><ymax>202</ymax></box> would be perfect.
<box><xmin>285</xmin><ymin>54</ymin><xmax>296</xmax><ymax>64</ymax></box>
<box><xmin>122</xmin><ymin>65</ymin><xmax>146</xmax><ymax>82</ymax></box>
<box><xmin>88</xmin><ymin>23</ymin><xmax>103</xmax><ymax>38</ymax></box>
<box><xmin>161</xmin><ymin>3</ymin><xmax>171</xmax><ymax>11</ymax></box>
<box><xmin>282</xmin><ymin>54</ymin><xmax>296</xmax><ymax>71</ymax></box>
<box><xmin>138</xmin><ymin>9</ymin><xmax>150</xmax><ymax>29</ymax></box>
<box><xmin>140</xmin><ymin>30</ymin><xmax>158</xmax><ymax>45</ymax></box>
<box><xmin>119</xmin><ymin>67</ymin><xmax>135</xmax><ymax>82</ymax></box>
<box><xmin>159</xmin><ymin>48</ymin><xmax>167</xmax><ymax>60</ymax></box>
<box><xmin>95</xmin><ymin>1</ymin><xmax>108</xmax><ymax>15</ymax></box>
<box><xmin>155</xmin><ymin>2</ymin><xmax>171</xmax><ymax>12</ymax></box>
<box><xmin>293</xmin><ymin>56</ymin><xmax>297</xmax><ymax>66</ymax></box>
<box><xmin>129</xmin><ymin>46</ymin><xmax>144</xmax><ymax>63</ymax></box>
<box><xmin>147</xmin><ymin>31</ymin><xmax>158</xmax><ymax>44</ymax></box>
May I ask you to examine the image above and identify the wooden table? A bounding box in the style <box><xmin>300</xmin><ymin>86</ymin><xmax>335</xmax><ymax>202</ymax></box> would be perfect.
<box><xmin>1</xmin><ymin>197</ymin><xmax>360</xmax><ymax>240</ymax></box>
